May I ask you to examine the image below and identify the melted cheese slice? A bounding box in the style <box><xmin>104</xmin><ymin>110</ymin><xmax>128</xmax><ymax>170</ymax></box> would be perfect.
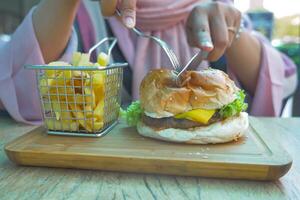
<box><xmin>175</xmin><ymin>109</ymin><xmax>216</xmax><ymax>124</ymax></box>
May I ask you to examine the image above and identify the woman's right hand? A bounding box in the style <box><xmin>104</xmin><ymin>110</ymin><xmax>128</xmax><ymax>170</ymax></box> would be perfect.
<box><xmin>100</xmin><ymin>0</ymin><xmax>137</xmax><ymax>28</ymax></box>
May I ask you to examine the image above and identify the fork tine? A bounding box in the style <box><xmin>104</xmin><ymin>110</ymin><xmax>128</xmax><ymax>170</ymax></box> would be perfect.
<box><xmin>156</xmin><ymin>42</ymin><xmax>177</xmax><ymax>69</ymax></box>
<box><xmin>164</xmin><ymin>48</ymin><xmax>178</xmax><ymax>70</ymax></box>
<box><xmin>131</xmin><ymin>22</ymin><xmax>181</xmax><ymax>70</ymax></box>
<box><xmin>167</xmin><ymin>51</ymin><xmax>177</xmax><ymax>68</ymax></box>
<box><xmin>168</xmin><ymin>50</ymin><xmax>180</xmax><ymax>69</ymax></box>
<box><xmin>165</xmin><ymin>51</ymin><xmax>176</xmax><ymax>69</ymax></box>
<box><xmin>158</xmin><ymin>41</ymin><xmax>179</xmax><ymax>69</ymax></box>
<box><xmin>163</xmin><ymin>45</ymin><xmax>179</xmax><ymax>67</ymax></box>
<box><xmin>170</xmin><ymin>51</ymin><xmax>180</xmax><ymax>68</ymax></box>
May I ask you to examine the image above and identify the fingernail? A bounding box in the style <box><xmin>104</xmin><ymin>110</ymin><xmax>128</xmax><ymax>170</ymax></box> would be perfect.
<box><xmin>200</xmin><ymin>41</ymin><xmax>214</xmax><ymax>51</ymax></box>
<box><xmin>124</xmin><ymin>16</ymin><xmax>135</xmax><ymax>28</ymax></box>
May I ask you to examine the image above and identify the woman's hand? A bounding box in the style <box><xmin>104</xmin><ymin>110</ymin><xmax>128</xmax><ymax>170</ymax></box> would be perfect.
<box><xmin>101</xmin><ymin>0</ymin><xmax>137</xmax><ymax>28</ymax></box>
<box><xmin>186</xmin><ymin>1</ymin><xmax>242</xmax><ymax>61</ymax></box>
<box><xmin>186</xmin><ymin>1</ymin><xmax>261</xmax><ymax>95</ymax></box>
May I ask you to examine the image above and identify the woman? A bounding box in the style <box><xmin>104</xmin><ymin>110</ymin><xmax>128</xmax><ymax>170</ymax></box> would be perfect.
<box><xmin>0</xmin><ymin>0</ymin><xmax>297</xmax><ymax>125</ymax></box>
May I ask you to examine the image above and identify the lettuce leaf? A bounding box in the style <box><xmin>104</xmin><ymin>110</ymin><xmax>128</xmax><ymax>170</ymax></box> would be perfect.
<box><xmin>120</xmin><ymin>101</ymin><xmax>143</xmax><ymax>126</ymax></box>
<box><xmin>219</xmin><ymin>90</ymin><xmax>248</xmax><ymax>118</ymax></box>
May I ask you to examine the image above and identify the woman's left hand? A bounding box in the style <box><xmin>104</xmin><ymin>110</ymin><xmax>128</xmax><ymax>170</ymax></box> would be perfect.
<box><xmin>186</xmin><ymin>1</ymin><xmax>242</xmax><ymax>61</ymax></box>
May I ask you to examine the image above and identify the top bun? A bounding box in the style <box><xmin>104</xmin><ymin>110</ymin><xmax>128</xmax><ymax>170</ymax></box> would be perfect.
<box><xmin>140</xmin><ymin>68</ymin><xmax>239</xmax><ymax>118</ymax></box>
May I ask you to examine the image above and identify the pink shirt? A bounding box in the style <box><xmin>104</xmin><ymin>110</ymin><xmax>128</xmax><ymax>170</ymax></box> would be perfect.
<box><xmin>0</xmin><ymin>2</ymin><xmax>297</xmax><ymax>126</ymax></box>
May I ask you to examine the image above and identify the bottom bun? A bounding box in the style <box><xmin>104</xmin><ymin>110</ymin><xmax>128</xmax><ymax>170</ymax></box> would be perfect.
<box><xmin>137</xmin><ymin>112</ymin><xmax>249</xmax><ymax>144</ymax></box>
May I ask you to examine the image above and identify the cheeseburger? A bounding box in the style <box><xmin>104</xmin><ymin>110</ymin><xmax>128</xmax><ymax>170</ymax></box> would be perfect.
<box><xmin>121</xmin><ymin>68</ymin><xmax>249</xmax><ymax>144</ymax></box>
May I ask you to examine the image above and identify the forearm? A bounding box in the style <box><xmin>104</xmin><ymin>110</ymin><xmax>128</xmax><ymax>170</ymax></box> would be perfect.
<box><xmin>225</xmin><ymin>31</ymin><xmax>261</xmax><ymax>96</ymax></box>
<box><xmin>32</xmin><ymin>0</ymin><xmax>80</xmax><ymax>63</ymax></box>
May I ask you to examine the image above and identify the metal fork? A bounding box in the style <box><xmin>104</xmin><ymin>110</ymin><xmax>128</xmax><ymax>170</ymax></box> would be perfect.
<box><xmin>172</xmin><ymin>50</ymin><xmax>209</xmax><ymax>85</ymax></box>
<box><xmin>115</xmin><ymin>9</ymin><xmax>180</xmax><ymax>71</ymax></box>
<box><xmin>174</xmin><ymin>50</ymin><xmax>209</xmax><ymax>77</ymax></box>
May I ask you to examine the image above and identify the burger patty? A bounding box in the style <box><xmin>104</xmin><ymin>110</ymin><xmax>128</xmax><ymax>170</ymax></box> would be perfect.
<box><xmin>141</xmin><ymin>112</ymin><xmax>222</xmax><ymax>130</ymax></box>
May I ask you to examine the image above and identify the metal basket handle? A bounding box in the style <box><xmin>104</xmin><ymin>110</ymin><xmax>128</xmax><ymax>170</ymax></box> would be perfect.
<box><xmin>88</xmin><ymin>37</ymin><xmax>117</xmax><ymax>65</ymax></box>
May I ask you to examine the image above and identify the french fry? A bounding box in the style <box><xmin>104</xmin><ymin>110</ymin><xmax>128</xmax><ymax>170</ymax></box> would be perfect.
<box><xmin>48</xmin><ymin>61</ymin><xmax>71</xmax><ymax>67</ymax></box>
<box><xmin>39</xmin><ymin>78</ymin><xmax>49</xmax><ymax>95</ymax></box>
<box><xmin>46</xmin><ymin>94</ymin><xmax>78</xmax><ymax>132</ymax></box>
<box><xmin>93</xmin><ymin>121</ymin><xmax>104</xmax><ymax>131</ymax></box>
<box><xmin>84</xmin><ymin>79</ymin><xmax>96</xmax><ymax>107</ymax></box>
<box><xmin>48</xmin><ymin>70</ymin><xmax>72</xmax><ymax>86</ymax></box>
<box><xmin>92</xmin><ymin>72</ymin><xmax>106</xmax><ymax>104</ymax></box>
<box><xmin>77</xmin><ymin>53</ymin><xmax>90</xmax><ymax>66</ymax></box>
<box><xmin>86</xmin><ymin>119</ymin><xmax>104</xmax><ymax>132</ymax></box>
<box><xmin>52</xmin><ymin>102</ymin><xmax>62</xmax><ymax>120</ymax></box>
<box><xmin>40</xmin><ymin>67</ymin><xmax>72</xmax><ymax>96</ymax></box>
<box><xmin>93</xmin><ymin>99</ymin><xmax>104</xmax><ymax>121</ymax></box>
<box><xmin>46</xmin><ymin>118</ymin><xmax>78</xmax><ymax>131</ymax></box>
<box><xmin>72</xmin><ymin>52</ymin><xmax>93</xmax><ymax>66</ymax></box>
<box><xmin>72</xmin><ymin>52</ymin><xmax>82</xmax><ymax>66</ymax></box>
<box><xmin>68</xmin><ymin>103</ymin><xmax>92</xmax><ymax>131</ymax></box>
<box><xmin>66</xmin><ymin>89</ymin><xmax>95</xmax><ymax>106</ymax></box>
<box><xmin>97</xmin><ymin>52</ymin><xmax>109</xmax><ymax>66</ymax></box>
<box><xmin>47</xmin><ymin>61</ymin><xmax>71</xmax><ymax>77</ymax></box>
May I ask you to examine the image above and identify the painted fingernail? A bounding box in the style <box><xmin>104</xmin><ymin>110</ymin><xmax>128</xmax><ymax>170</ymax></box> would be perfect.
<box><xmin>201</xmin><ymin>41</ymin><xmax>214</xmax><ymax>50</ymax></box>
<box><xmin>124</xmin><ymin>16</ymin><xmax>135</xmax><ymax>28</ymax></box>
<box><xmin>197</xmin><ymin>31</ymin><xmax>214</xmax><ymax>51</ymax></box>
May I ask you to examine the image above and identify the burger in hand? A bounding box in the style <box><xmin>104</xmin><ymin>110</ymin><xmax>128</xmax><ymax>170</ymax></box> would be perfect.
<box><xmin>121</xmin><ymin>68</ymin><xmax>249</xmax><ymax>144</ymax></box>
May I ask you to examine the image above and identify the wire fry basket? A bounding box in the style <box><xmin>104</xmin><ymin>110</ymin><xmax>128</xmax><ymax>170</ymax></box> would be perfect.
<box><xmin>25</xmin><ymin>38</ymin><xmax>127</xmax><ymax>137</ymax></box>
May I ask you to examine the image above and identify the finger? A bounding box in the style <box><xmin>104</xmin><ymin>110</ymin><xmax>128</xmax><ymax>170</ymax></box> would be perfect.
<box><xmin>225</xmin><ymin>7</ymin><xmax>242</xmax><ymax>46</ymax></box>
<box><xmin>207</xmin><ymin>14</ymin><xmax>229</xmax><ymax>61</ymax></box>
<box><xmin>186</xmin><ymin>8</ymin><xmax>214</xmax><ymax>52</ymax></box>
<box><xmin>100</xmin><ymin>0</ymin><xmax>118</xmax><ymax>16</ymax></box>
<box><xmin>120</xmin><ymin>0</ymin><xmax>137</xmax><ymax>28</ymax></box>
<box><xmin>186</xmin><ymin>26</ymin><xmax>197</xmax><ymax>47</ymax></box>
<box><xmin>227</xmin><ymin>26</ymin><xmax>237</xmax><ymax>47</ymax></box>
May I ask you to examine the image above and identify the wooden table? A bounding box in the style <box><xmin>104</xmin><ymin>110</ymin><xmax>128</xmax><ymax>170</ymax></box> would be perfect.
<box><xmin>1</xmin><ymin>113</ymin><xmax>300</xmax><ymax>200</ymax></box>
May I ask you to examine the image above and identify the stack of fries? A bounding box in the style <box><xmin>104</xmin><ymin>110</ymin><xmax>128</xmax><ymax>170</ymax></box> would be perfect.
<box><xmin>39</xmin><ymin>52</ymin><xmax>109</xmax><ymax>133</ymax></box>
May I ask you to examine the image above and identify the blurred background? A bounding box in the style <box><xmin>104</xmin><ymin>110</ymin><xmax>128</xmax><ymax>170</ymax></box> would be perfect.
<box><xmin>0</xmin><ymin>0</ymin><xmax>299</xmax><ymax>116</ymax></box>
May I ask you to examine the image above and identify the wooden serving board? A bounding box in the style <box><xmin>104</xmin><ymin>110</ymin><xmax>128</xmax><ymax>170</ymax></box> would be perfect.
<box><xmin>5</xmin><ymin>117</ymin><xmax>292</xmax><ymax>181</ymax></box>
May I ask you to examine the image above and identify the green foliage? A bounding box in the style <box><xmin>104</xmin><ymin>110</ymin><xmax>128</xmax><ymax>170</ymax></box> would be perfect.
<box><xmin>276</xmin><ymin>43</ymin><xmax>300</xmax><ymax>69</ymax></box>
<box><xmin>120</xmin><ymin>101</ymin><xmax>143</xmax><ymax>126</ymax></box>
<box><xmin>274</xmin><ymin>15</ymin><xmax>299</xmax><ymax>39</ymax></box>
<box><xmin>219</xmin><ymin>90</ymin><xmax>248</xmax><ymax>118</ymax></box>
